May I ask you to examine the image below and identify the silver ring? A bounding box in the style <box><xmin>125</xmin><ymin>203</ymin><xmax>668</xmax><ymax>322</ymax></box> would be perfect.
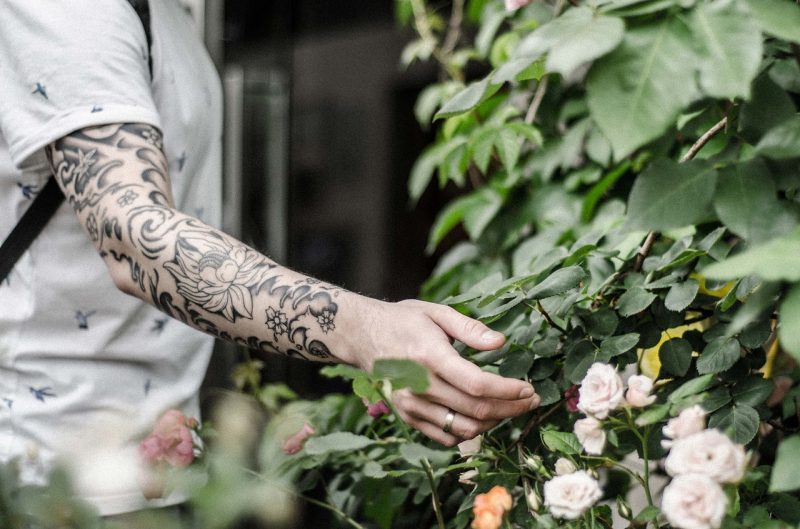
<box><xmin>442</xmin><ymin>409</ymin><xmax>456</xmax><ymax>434</ymax></box>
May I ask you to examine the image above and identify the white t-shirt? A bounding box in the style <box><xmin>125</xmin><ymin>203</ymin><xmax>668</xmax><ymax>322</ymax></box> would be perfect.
<box><xmin>0</xmin><ymin>0</ymin><xmax>222</xmax><ymax>515</ymax></box>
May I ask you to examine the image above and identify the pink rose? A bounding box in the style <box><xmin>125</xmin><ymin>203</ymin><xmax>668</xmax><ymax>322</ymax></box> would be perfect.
<box><xmin>662</xmin><ymin>405</ymin><xmax>706</xmax><ymax>448</ymax></box>
<box><xmin>574</xmin><ymin>417</ymin><xmax>606</xmax><ymax>455</ymax></box>
<box><xmin>577</xmin><ymin>363</ymin><xmax>624</xmax><ymax>419</ymax></box>
<box><xmin>664</xmin><ymin>429</ymin><xmax>747</xmax><ymax>484</ymax></box>
<box><xmin>543</xmin><ymin>470</ymin><xmax>602</xmax><ymax>520</ymax></box>
<box><xmin>625</xmin><ymin>374</ymin><xmax>656</xmax><ymax>408</ymax></box>
<box><xmin>282</xmin><ymin>423</ymin><xmax>315</xmax><ymax>455</ymax></box>
<box><xmin>367</xmin><ymin>400</ymin><xmax>391</xmax><ymax>418</ymax></box>
<box><xmin>138</xmin><ymin>409</ymin><xmax>197</xmax><ymax>468</ymax></box>
<box><xmin>661</xmin><ymin>474</ymin><xmax>727</xmax><ymax>529</ymax></box>
<box><xmin>505</xmin><ymin>0</ymin><xmax>532</xmax><ymax>10</ymax></box>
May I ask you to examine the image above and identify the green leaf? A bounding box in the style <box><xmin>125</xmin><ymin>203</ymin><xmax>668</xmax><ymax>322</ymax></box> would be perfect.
<box><xmin>526</xmin><ymin>266</ymin><xmax>586</xmax><ymax>299</ymax></box>
<box><xmin>534</xmin><ymin>378</ymin><xmax>561</xmax><ymax>407</ymax></box>
<box><xmin>755</xmin><ymin>116</ymin><xmax>800</xmax><ymax>160</ymax></box>
<box><xmin>634</xmin><ymin>505</ymin><xmax>661</xmax><ymax>523</ymax></box>
<box><xmin>399</xmin><ymin>443</ymin><xmax>454</xmax><ymax>468</ymax></box>
<box><xmin>353</xmin><ymin>376</ymin><xmax>382</xmax><ymax>403</ymax></box>
<box><xmin>771</xmin><ymin>436</ymin><xmax>800</xmax><ymax>492</ymax></box>
<box><xmin>732</xmin><ymin>376</ymin><xmax>774</xmax><ymax>408</ymax></box>
<box><xmin>625</xmin><ymin>159</ymin><xmax>718</xmax><ymax>232</ymax></box>
<box><xmin>714</xmin><ymin>159</ymin><xmax>798</xmax><ymax>242</ymax></box>
<box><xmin>305</xmin><ymin>433</ymin><xmax>374</xmax><ymax>455</ymax></box>
<box><xmin>600</xmin><ymin>333</ymin><xmax>640</xmax><ymax>357</ymax></box>
<box><xmin>435</xmin><ymin>77</ymin><xmax>500</xmax><ymax>119</ymax></box>
<box><xmin>584</xmin><ymin>308</ymin><xmax>619</xmax><ymax>339</ymax></box>
<box><xmin>703</xmin><ymin>230</ymin><xmax>800</xmax><ymax>281</ymax></box>
<box><xmin>617</xmin><ymin>287</ymin><xmax>657</xmax><ymax>317</ymax></box>
<box><xmin>495</xmin><ymin>128</ymin><xmax>521</xmax><ymax>169</ymax></box>
<box><xmin>635</xmin><ymin>403</ymin><xmax>671</xmax><ymax>426</ymax></box>
<box><xmin>541</xmin><ymin>430</ymin><xmax>582</xmax><ymax>455</ymax></box>
<box><xmin>697</xmin><ymin>336</ymin><xmax>741</xmax><ymax>374</ymax></box>
<box><xmin>471</xmin><ymin>127</ymin><xmax>498</xmax><ymax>173</ymax></box>
<box><xmin>664</xmin><ymin>280</ymin><xmax>699</xmax><ymax>312</ymax></box>
<box><xmin>515</xmin><ymin>7</ymin><xmax>625</xmax><ymax>77</ymax></box>
<box><xmin>743</xmin><ymin>0</ymin><xmax>800</xmax><ymax>43</ymax></box>
<box><xmin>372</xmin><ymin>359</ymin><xmax>430</xmax><ymax>393</ymax></box>
<box><xmin>659</xmin><ymin>338</ymin><xmax>693</xmax><ymax>376</ymax></box>
<box><xmin>708</xmin><ymin>404</ymin><xmax>760</xmax><ymax>444</ymax></box>
<box><xmin>409</xmin><ymin>138</ymin><xmax>467</xmax><ymax>203</ymax></box>
<box><xmin>668</xmin><ymin>373</ymin><xmax>716</xmax><ymax>403</ymax></box>
<box><xmin>690</xmin><ymin>1</ymin><xmax>763</xmax><ymax>99</ymax></box>
<box><xmin>463</xmin><ymin>188</ymin><xmax>504</xmax><ymax>241</ymax></box>
<box><xmin>320</xmin><ymin>364</ymin><xmax>369</xmax><ymax>380</ymax></box>
<box><xmin>587</xmin><ymin>16</ymin><xmax>698</xmax><ymax>159</ymax></box>
<box><xmin>779</xmin><ymin>283</ymin><xmax>800</xmax><ymax>362</ymax></box>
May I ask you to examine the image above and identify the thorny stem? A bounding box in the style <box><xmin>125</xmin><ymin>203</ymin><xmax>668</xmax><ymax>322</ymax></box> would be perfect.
<box><xmin>441</xmin><ymin>0</ymin><xmax>465</xmax><ymax>56</ymax></box>
<box><xmin>409</xmin><ymin>0</ymin><xmax>464</xmax><ymax>81</ymax></box>
<box><xmin>515</xmin><ymin>402</ymin><xmax>564</xmax><ymax>447</ymax></box>
<box><xmin>633</xmin><ymin>114</ymin><xmax>730</xmax><ymax>273</ymax></box>
<box><xmin>535</xmin><ymin>301</ymin><xmax>568</xmax><ymax>335</ymax></box>
<box><xmin>422</xmin><ymin>458</ymin><xmax>447</xmax><ymax>529</ymax></box>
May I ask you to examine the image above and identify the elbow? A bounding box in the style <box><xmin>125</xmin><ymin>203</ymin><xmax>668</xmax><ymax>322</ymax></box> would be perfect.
<box><xmin>102</xmin><ymin>251</ymin><xmax>145</xmax><ymax>299</ymax></box>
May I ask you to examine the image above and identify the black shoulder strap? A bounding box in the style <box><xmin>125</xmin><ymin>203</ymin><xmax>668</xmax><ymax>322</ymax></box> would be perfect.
<box><xmin>0</xmin><ymin>0</ymin><xmax>152</xmax><ymax>284</ymax></box>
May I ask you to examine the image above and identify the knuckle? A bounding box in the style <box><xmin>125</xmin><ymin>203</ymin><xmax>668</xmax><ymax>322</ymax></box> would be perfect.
<box><xmin>473</xmin><ymin>401</ymin><xmax>493</xmax><ymax>421</ymax></box>
<box><xmin>465</xmin><ymin>376</ymin><xmax>488</xmax><ymax>398</ymax></box>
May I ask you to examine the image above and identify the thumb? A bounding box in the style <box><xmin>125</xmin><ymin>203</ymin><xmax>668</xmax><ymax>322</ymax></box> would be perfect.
<box><xmin>428</xmin><ymin>304</ymin><xmax>505</xmax><ymax>351</ymax></box>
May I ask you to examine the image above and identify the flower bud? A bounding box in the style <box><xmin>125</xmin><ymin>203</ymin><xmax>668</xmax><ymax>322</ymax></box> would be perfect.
<box><xmin>524</xmin><ymin>454</ymin><xmax>545</xmax><ymax>473</ymax></box>
<box><xmin>617</xmin><ymin>497</ymin><xmax>632</xmax><ymax>520</ymax></box>
<box><xmin>554</xmin><ymin>458</ymin><xmax>577</xmax><ymax>476</ymax></box>
<box><xmin>526</xmin><ymin>489</ymin><xmax>541</xmax><ymax>512</ymax></box>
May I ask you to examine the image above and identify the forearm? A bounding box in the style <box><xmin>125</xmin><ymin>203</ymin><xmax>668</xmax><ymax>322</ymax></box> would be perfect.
<box><xmin>46</xmin><ymin>124</ymin><xmax>370</xmax><ymax>364</ymax></box>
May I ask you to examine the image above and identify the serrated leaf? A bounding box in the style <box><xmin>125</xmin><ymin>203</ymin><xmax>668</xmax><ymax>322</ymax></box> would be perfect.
<box><xmin>780</xmin><ymin>283</ymin><xmax>800</xmax><ymax>362</ymax></box>
<box><xmin>714</xmin><ymin>159</ymin><xmax>798</xmax><ymax>242</ymax></box>
<box><xmin>703</xmin><ymin>230</ymin><xmax>800</xmax><ymax>281</ymax></box>
<box><xmin>409</xmin><ymin>137</ymin><xmax>467</xmax><ymax>203</ymax></box>
<box><xmin>305</xmin><ymin>433</ymin><xmax>374</xmax><ymax>455</ymax></box>
<box><xmin>691</xmin><ymin>1</ymin><xmax>763</xmax><ymax>99</ymax></box>
<box><xmin>665</xmin><ymin>280</ymin><xmax>699</xmax><ymax>312</ymax></box>
<box><xmin>515</xmin><ymin>7</ymin><xmax>625</xmax><ymax>77</ymax></box>
<box><xmin>708</xmin><ymin>404</ymin><xmax>760</xmax><ymax>444</ymax></box>
<box><xmin>732</xmin><ymin>376</ymin><xmax>774</xmax><ymax>408</ymax></box>
<box><xmin>755</xmin><ymin>116</ymin><xmax>800</xmax><ymax>160</ymax></box>
<box><xmin>527</xmin><ymin>266</ymin><xmax>586</xmax><ymax>299</ymax></box>
<box><xmin>625</xmin><ymin>159</ymin><xmax>718</xmax><ymax>232</ymax></box>
<box><xmin>601</xmin><ymin>333</ymin><xmax>640</xmax><ymax>356</ymax></box>
<box><xmin>584</xmin><ymin>308</ymin><xmax>619</xmax><ymax>338</ymax></box>
<box><xmin>495</xmin><ymin>128</ymin><xmax>521</xmax><ymax>169</ymax></box>
<box><xmin>534</xmin><ymin>378</ymin><xmax>561</xmax><ymax>407</ymax></box>
<box><xmin>669</xmin><ymin>373</ymin><xmax>715</xmax><ymax>403</ymax></box>
<box><xmin>659</xmin><ymin>338</ymin><xmax>693</xmax><ymax>376</ymax></box>
<box><xmin>435</xmin><ymin>77</ymin><xmax>500</xmax><ymax>119</ymax></box>
<box><xmin>743</xmin><ymin>0</ymin><xmax>800</xmax><ymax>44</ymax></box>
<box><xmin>372</xmin><ymin>359</ymin><xmax>429</xmax><ymax>393</ymax></box>
<box><xmin>697</xmin><ymin>336</ymin><xmax>741</xmax><ymax>374</ymax></box>
<box><xmin>541</xmin><ymin>430</ymin><xmax>582</xmax><ymax>455</ymax></box>
<box><xmin>587</xmin><ymin>16</ymin><xmax>698</xmax><ymax>159</ymax></box>
<box><xmin>399</xmin><ymin>443</ymin><xmax>454</xmax><ymax>468</ymax></box>
<box><xmin>636</xmin><ymin>403</ymin><xmax>671</xmax><ymax>426</ymax></box>
<box><xmin>771</xmin><ymin>436</ymin><xmax>800</xmax><ymax>492</ymax></box>
<box><xmin>471</xmin><ymin>127</ymin><xmax>498</xmax><ymax>173</ymax></box>
<box><xmin>617</xmin><ymin>287</ymin><xmax>657</xmax><ymax>316</ymax></box>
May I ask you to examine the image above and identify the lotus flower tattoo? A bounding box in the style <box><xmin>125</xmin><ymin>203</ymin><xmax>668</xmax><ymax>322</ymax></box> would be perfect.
<box><xmin>165</xmin><ymin>232</ymin><xmax>264</xmax><ymax>322</ymax></box>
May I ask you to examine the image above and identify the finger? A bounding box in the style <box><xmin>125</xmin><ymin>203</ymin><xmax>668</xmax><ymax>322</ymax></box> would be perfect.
<box><xmin>425</xmin><ymin>303</ymin><xmax>506</xmax><ymax>351</ymax></box>
<box><xmin>393</xmin><ymin>391</ymin><xmax>462</xmax><ymax>447</ymax></box>
<box><xmin>423</xmin><ymin>374</ymin><xmax>539</xmax><ymax>421</ymax></box>
<box><xmin>433</xmin><ymin>350</ymin><xmax>537</xmax><ymax>401</ymax></box>
<box><xmin>394</xmin><ymin>389</ymin><xmax>498</xmax><ymax>440</ymax></box>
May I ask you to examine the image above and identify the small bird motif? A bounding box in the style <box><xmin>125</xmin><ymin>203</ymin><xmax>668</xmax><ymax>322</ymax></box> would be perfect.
<box><xmin>144</xmin><ymin>378</ymin><xmax>152</xmax><ymax>396</ymax></box>
<box><xmin>91</xmin><ymin>105</ymin><xmax>103</xmax><ymax>113</ymax></box>
<box><xmin>2</xmin><ymin>398</ymin><xmax>13</xmax><ymax>409</ymax></box>
<box><xmin>177</xmin><ymin>151</ymin><xmax>187</xmax><ymax>171</ymax></box>
<box><xmin>31</xmin><ymin>82</ymin><xmax>48</xmax><ymax>99</ymax></box>
<box><xmin>17</xmin><ymin>182</ymin><xmax>38</xmax><ymax>199</ymax></box>
<box><xmin>151</xmin><ymin>318</ymin><xmax>168</xmax><ymax>334</ymax></box>
<box><xmin>29</xmin><ymin>386</ymin><xmax>56</xmax><ymax>402</ymax></box>
<box><xmin>75</xmin><ymin>310</ymin><xmax>96</xmax><ymax>330</ymax></box>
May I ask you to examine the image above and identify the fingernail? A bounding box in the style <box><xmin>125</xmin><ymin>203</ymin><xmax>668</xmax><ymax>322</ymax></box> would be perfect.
<box><xmin>481</xmin><ymin>330</ymin><xmax>503</xmax><ymax>343</ymax></box>
<box><xmin>529</xmin><ymin>393</ymin><xmax>541</xmax><ymax>410</ymax></box>
<box><xmin>519</xmin><ymin>385</ymin><xmax>534</xmax><ymax>399</ymax></box>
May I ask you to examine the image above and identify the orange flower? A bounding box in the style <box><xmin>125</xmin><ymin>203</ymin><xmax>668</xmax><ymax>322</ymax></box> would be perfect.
<box><xmin>471</xmin><ymin>486</ymin><xmax>513</xmax><ymax>529</ymax></box>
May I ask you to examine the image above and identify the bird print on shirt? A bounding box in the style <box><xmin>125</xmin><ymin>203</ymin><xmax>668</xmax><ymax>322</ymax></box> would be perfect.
<box><xmin>144</xmin><ymin>378</ymin><xmax>152</xmax><ymax>396</ymax></box>
<box><xmin>17</xmin><ymin>182</ymin><xmax>38</xmax><ymax>199</ymax></box>
<box><xmin>75</xmin><ymin>310</ymin><xmax>96</xmax><ymax>330</ymax></box>
<box><xmin>32</xmin><ymin>82</ymin><xmax>48</xmax><ymax>99</ymax></box>
<box><xmin>151</xmin><ymin>317</ymin><xmax>168</xmax><ymax>334</ymax></box>
<box><xmin>2</xmin><ymin>398</ymin><xmax>13</xmax><ymax>409</ymax></box>
<box><xmin>177</xmin><ymin>151</ymin><xmax>187</xmax><ymax>171</ymax></box>
<box><xmin>91</xmin><ymin>105</ymin><xmax>103</xmax><ymax>113</ymax></box>
<box><xmin>29</xmin><ymin>386</ymin><xmax>56</xmax><ymax>402</ymax></box>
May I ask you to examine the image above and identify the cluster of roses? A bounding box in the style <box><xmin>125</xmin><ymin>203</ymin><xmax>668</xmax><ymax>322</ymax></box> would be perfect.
<box><xmin>550</xmin><ymin>362</ymin><xmax>747</xmax><ymax>529</ymax></box>
<box><xmin>138</xmin><ymin>409</ymin><xmax>199</xmax><ymax>499</ymax></box>
<box><xmin>471</xmin><ymin>485</ymin><xmax>513</xmax><ymax>529</ymax></box>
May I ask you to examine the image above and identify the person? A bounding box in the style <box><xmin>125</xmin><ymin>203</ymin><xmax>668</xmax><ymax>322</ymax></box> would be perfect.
<box><xmin>0</xmin><ymin>0</ymin><xmax>540</xmax><ymax>518</ymax></box>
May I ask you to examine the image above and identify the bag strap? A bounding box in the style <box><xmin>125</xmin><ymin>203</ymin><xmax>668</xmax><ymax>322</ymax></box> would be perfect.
<box><xmin>0</xmin><ymin>0</ymin><xmax>152</xmax><ymax>284</ymax></box>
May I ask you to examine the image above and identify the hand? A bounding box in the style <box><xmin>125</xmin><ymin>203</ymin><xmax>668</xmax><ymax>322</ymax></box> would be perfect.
<box><xmin>343</xmin><ymin>298</ymin><xmax>540</xmax><ymax>446</ymax></box>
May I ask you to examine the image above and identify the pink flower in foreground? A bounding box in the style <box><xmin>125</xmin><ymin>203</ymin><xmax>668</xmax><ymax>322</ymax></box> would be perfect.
<box><xmin>367</xmin><ymin>400</ymin><xmax>391</xmax><ymax>418</ymax></box>
<box><xmin>626</xmin><ymin>374</ymin><xmax>656</xmax><ymax>408</ymax></box>
<box><xmin>138</xmin><ymin>409</ymin><xmax>197</xmax><ymax>468</ymax></box>
<box><xmin>505</xmin><ymin>0</ymin><xmax>532</xmax><ymax>11</ymax></box>
<box><xmin>282</xmin><ymin>423</ymin><xmax>315</xmax><ymax>455</ymax></box>
<box><xmin>577</xmin><ymin>363</ymin><xmax>624</xmax><ymax>419</ymax></box>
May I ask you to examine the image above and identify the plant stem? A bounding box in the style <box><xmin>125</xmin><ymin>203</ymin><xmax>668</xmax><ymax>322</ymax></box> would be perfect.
<box><xmin>409</xmin><ymin>0</ymin><xmax>464</xmax><ymax>81</ymax></box>
<box><xmin>441</xmin><ymin>0</ymin><xmax>465</xmax><ymax>56</ymax></box>
<box><xmin>535</xmin><ymin>301</ymin><xmax>568</xmax><ymax>335</ymax></box>
<box><xmin>515</xmin><ymin>402</ymin><xmax>563</xmax><ymax>447</ymax></box>
<box><xmin>524</xmin><ymin>75</ymin><xmax>549</xmax><ymax>125</ymax></box>
<box><xmin>680</xmin><ymin>116</ymin><xmax>728</xmax><ymax>163</ymax></box>
<box><xmin>422</xmin><ymin>457</ymin><xmax>447</xmax><ymax>529</ymax></box>
<box><xmin>633</xmin><ymin>232</ymin><xmax>657</xmax><ymax>272</ymax></box>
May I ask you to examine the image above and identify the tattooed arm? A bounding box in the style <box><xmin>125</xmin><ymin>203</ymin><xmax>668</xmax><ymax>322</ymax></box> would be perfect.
<box><xmin>46</xmin><ymin>123</ymin><xmax>539</xmax><ymax>446</ymax></box>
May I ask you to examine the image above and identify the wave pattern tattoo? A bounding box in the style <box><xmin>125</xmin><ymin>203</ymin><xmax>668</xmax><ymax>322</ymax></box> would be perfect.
<box><xmin>45</xmin><ymin>123</ymin><xmax>344</xmax><ymax>363</ymax></box>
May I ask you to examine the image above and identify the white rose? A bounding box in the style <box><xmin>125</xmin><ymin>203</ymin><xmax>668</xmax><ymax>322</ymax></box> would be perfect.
<box><xmin>458</xmin><ymin>469</ymin><xmax>479</xmax><ymax>485</ymax></box>
<box><xmin>665</xmin><ymin>429</ymin><xmax>747</xmax><ymax>484</ymax></box>
<box><xmin>577</xmin><ymin>363</ymin><xmax>624</xmax><ymax>419</ymax></box>
<box><xmin>543</xmin><ymin>470</ymin><xmax>603</xmax><ymax>520</ymax></box>
<box><xmin>504</xmin><ymin>0</ymin><xmax>532</xmax><ymax>10</ymax></box>
<box><xmin>574</xmin><ymin>416</ymin><xmax>607</xmax><ymax>455</ymax></box>
<box><xmin>662</xmin><ymin>474</ymin><xmax>727</xmax><ymax>529</ymax></box>
<box><xmin>626</xmin><ymin>374</ymin><xmax>656</xmax><ymax>408</ymax></box>
<box><xmin>662</xmin><ymin>405</ymin><xmax>706</xmax><ymax>448</ymax></box>
<box><xmin>458</xmin><ymin>435</ymin><xmax>482</xmax><ymax>457</ymax></box>
<box><xmin>554</xmin><ymin>457</ymin><xmax>577</xmax><ymax>476</ymax></box>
